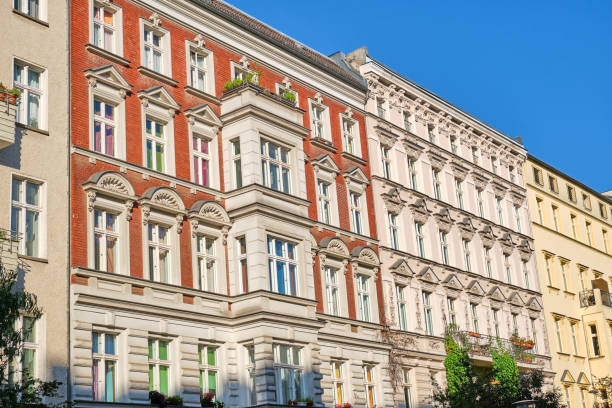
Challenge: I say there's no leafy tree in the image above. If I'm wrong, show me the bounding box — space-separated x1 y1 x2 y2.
0 261 71 407
491 347 520 407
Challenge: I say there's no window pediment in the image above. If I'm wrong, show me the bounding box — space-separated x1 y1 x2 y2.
507 291 525 307
427 150 447 171
138 86 180 115
576 372 590 386
479 225 497 248
382 188 406 215
83 171 137 219
487 286 506 302
517 239 533 261
402 136 425 160
510 190 526 206
418 266 440 284
140 186 186 232
500 233 515 255
450 161 469 181
188 200 230 241
312 154 340 177
443 274 464 291
467 280 485 297
526 297 542 311
411 198 431 224
457 217 476 241
184 104 222 131
560 370 575 384
434 208 453 233
492 181 508 198
389 259 414 277
472 172 490 191
375 123 399 147
343 166 369 189
84 65 132 95
351 246 379 267
319 237 350 259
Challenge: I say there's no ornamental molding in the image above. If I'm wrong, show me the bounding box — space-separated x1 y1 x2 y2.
376 123 400 148
457 217 476 241
510 189 526 206
410 198 431 224
450 161 469 181
427 150 448 171
389 258 415 278
487 286 506 302
471 172 490 191
479 225 497 248
526 297 542 312
351 245 380 268
343 166 369 188
184 104 222 132
507 291 525 307
84 65 132 96
442 273 464 291
418 266 440 284
467 280 486 297
312 154 340 176
382 188 406 215
492 181 509 198
319 237 350 260
138 86 180 116
434 208 453 233
83 171 137 220
188 200 231 239
139 187 187 233
517 239 533 261
402 135 426 160
499 233 515 255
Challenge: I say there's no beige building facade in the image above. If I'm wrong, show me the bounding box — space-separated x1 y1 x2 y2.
526 155 612 408
0 0 70 401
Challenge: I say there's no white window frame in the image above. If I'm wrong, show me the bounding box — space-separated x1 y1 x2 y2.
331 361 345 405
11 175 46 258
317 180 334 225
341 114 361 157
407 157 418 191
273 344 304 404
403 111 412 132
439 231 449 265
522 261 530 289
190 132 213 188
376 97 387 119
505 255 512 284
423 291 434 335
230 61 258 82
389 212 400 250
276 82 299 107
432 169 442 200
260 138 292 194
462 239 472 272
493 309 501 338
13 315 42 383
415 221 425 258
92 331 118 402
403 368 414 408
447 297 457 327
142 211 180 285
455 177 464 209
90 0 123 56
476 188 485 218
397 285 408 330
148 338 171 395
308 99 331 141
13 0 47 21
237 236 248 294
381 144 391 179
496 197 505 226
349 190 365 235
140 19 171 76
363 365 376 408
231 139 242 189
198 344 219 397
356 274 372 322
325 266 341 316
514 205 522 233
185 40 215 95
141 100 176 176
485 247 493 278
93 208 120 273
470 303 479 333
194 234 217 292
147 222 172 284
13 58 47 130
246 345 256 405
267 236 299 296
427 125 436 143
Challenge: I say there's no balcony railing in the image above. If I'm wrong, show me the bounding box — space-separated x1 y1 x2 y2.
0 90 18 150
456 330 537 363
0 228 21 271
580 289 612 308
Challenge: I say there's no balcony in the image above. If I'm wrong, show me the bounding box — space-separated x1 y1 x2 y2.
0 228 20 271
580 289 612 308
0 90 18 150
457 331 541 366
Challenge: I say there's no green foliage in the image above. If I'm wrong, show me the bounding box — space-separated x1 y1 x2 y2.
165 395 183 406
438 333 478 408
0 263 71 407
491 347 520 406
0 82 21 97
281 90 296 103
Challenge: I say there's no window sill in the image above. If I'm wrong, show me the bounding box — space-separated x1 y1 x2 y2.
137 66 179 87
16 122 49 136
184 85 220 104
546 285 560 291
557 351 570 357
341 151 367 166
84 44 130 66
310 136 337 153
18 254 48 264
589 355 604 360
563 290 576 296
12 9 49 27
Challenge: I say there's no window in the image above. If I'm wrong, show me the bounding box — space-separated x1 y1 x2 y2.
11 177 43 257
476 189 485 218
325 267 340 316
267 237 298 296
423 292 434 335
147 223 171 283
514 206 522 233
407 158 418 191
582 194 591 210
560 261 569 291
195 235 216 292
450 136 458 154
389 212 399 250
580 389 587 408
261 139 291 194
403 111 412 132
148 339 170 395
504 255 512 284
92 332 117 402
397 285 408 330
603 230 609 253
470 303 479 333
536 198 544 224
277 83 298 107
567 185 576 202
363 365 376 408
145 118 167 172
403 368 413 408
490 156 498 175
589 325 600 356
544 255 553 286
447 297 456 326
533 167 544 185
14 316 38 382
512 313 519 335
237 237 248 294
191 135 211 187
232 63 257 82
310 101 329 140
432 169 442 200
493 310 500 338
427 125 436 143
600 203 608 219
92 2 118 53
549 175 559 193
485 248 493 278
231 139 242 189
199 345 218 397
187 46 214 94
496 197 504 226
246 346 256 405
349 191 363 235
522 261 530 289
381 145 391 179
93 209 118 273
570 322 579 355
462 240 472 272
93 99 117 156
455 178 464 209
439 231 449 265
570 215 578 239
14 0 43 19
415 222 425 258
585 222 592 246
376 97 386 119
273 344 303 404
565 387 572 408
554 318 564 352
356 274 371 322
509 166 516 184
317 181 332 224
552 205 559 231
530 318 538 353
332 361 344 405
342 116 359 156
143 26 167 74
13 60 45 129
471 147 479 164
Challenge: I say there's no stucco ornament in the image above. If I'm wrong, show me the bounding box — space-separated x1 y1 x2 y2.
410 198 430 224
457 217 476 241
382 188 406 215
149 12 162 26
427 150 447 171
434 208 453 233
194 33 205 48
479 225 496 248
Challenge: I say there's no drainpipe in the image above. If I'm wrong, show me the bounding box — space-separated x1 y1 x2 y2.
65 0 72 403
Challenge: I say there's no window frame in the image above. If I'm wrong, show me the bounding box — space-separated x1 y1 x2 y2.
381 144 392 179
13 58 47 130
308 98 331 141
148 338 171 395
396 284 408 330
92 331 118 402
260 138 292 194
14 0 47 21
11 175 46 258
331 361 345 405
185 40 215 95
90 0 123 56
363 364 376 408
422 291 434 335
341 114 361 157
267 236 299 296
356 273 372 322
388 212 400 250
415 221 425 258
273 344 304 404
407 157 418 191
276 82 299 108
439 231 449 265
198 344 219 397
140 19 171 76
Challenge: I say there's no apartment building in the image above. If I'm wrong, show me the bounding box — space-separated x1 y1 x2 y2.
68 0 392 406
526 155 612 408
347 47 553 407
0 0 70 401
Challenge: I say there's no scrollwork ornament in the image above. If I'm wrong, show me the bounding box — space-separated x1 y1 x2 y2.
125 200 134 221
87 191 97 212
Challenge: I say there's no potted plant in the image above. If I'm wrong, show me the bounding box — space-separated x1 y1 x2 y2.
215 401 224 408
0 82 20 105
304 397 314 407
201 392 215 407
342 403 353 408
281 91 296 104
150 391 166 405
166 396 183 407
524 339 534 349
468 331 481 338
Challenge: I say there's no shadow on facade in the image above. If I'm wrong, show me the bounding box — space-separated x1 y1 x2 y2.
0 126 25 169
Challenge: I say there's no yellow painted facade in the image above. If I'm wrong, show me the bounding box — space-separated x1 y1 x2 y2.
525 156 612 408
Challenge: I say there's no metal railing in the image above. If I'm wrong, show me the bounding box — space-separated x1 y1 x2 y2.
455 330 536 363
0 227 21 271
579 289 612 308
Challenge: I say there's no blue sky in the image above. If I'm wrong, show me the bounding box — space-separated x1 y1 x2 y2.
227 0 612 193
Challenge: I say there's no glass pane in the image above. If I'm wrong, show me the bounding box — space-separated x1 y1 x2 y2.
282 168 290 193
146 140 153 168
275 239 283 257
103 10 113 24
14 63 24 83
158 341 168 360
159 365 169 394
292 347 300 365
268 144 278 160
208 371 217 394
22 349 35 377
94 100 102 117
159 250 168 283
155 123 162 138
25 210 39 257
206 238 214 255
197 71 205 90
201 159 209 187
105 334 115 355
155 143 164 172
148 339 154 359
94 121 102 152
104 103 113 120
148 364 154 391
287 243 295 260
153 51 161 72
279 345 290 364
106 213 116 231
94 233 101 270
276 261 286 294
104 29 113 51
152 33 160 47
105 361 115 402
93 332 100 354
158 226 167 244
207 347 216 366
23 316 36 343
28 93 39 128
28 69 40 89
269 163 279 190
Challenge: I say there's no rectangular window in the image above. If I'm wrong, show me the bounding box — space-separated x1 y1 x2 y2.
544 255 553 286
310 103 327 140
423 292 434 335
600 203 608 219
462 239 471 272
509 166 516 184
485 247 493 278
92 332 117 402
246 346 256 405
13 60 44 129
560 261 569 291
403 369 414 408
455 178 464 209
148 339 170 395
94 209 118 273
415 222 425 258
342 117 359 156
192 135 210 187
14 0 40 19
450 136 458 154
363 365 376 408
476 189 485 218
552 205 559 231
199 345 218 397
376 98 386 118
533 167 543 185
585 222 592 246
603 230 609 254
381 145 391 179
471 147 479 164
490 156 498 175
470 303 479 333
403 112 412 132
145 118 166 172
590 325 600 356
496 197 504 226
231 139 242 189
407 158 418 191
447 297 456 326
356 274 371 322
567 185 576 202
332 361 344 405
273 344 303 404
349 192 363 235
565 387 572 408
318 181 332 224
143 28 164 73
580 389 587 408
325 267 340 316
389 212 399 250
93 3 116 52
439 231 449 265
570 322 579 355
261 139 291 194
427 125 436 143
189 50 209 92
536 198 544 225
11 177 43 257
549 175 558 193
195 235 216 292
522 261 530 289
555 318 564 352
147 223 170 283
267 237 298 296
93 98 116 156
514 206 522 233
432 169 442 200
493 310 500 338
397 285 408 330
512 313 519 335
505 255 512 284
570 215 578 239
583 194 591 210
237 237 248 294
17 316 37 381
530 318 538 353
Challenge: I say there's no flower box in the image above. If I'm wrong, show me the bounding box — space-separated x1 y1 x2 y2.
468 331 481 338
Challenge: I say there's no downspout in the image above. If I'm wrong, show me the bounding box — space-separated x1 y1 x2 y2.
65 0 72 402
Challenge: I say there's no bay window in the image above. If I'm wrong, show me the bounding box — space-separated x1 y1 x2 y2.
11 177 43 257
93 209 118 273
13 60 45 129
261 139 291 194
267 237 298 296
195 235 216 292
325 267 340 316
148 339 170 395
92 332 117 402
356 274 371 322
273 344 303 404
148 223 171 283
